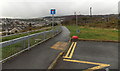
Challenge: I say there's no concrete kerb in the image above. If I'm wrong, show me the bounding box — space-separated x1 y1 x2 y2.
47 38 71 70
1 31 62 63
78 38 119 43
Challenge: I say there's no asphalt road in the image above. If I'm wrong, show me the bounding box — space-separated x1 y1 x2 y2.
2 26 70 69
54 41 119 70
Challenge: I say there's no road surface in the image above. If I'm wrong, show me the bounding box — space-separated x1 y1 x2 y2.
54 41 119 70
2 26 70 69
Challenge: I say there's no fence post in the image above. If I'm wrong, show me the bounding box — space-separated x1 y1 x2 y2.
53 30 55 36
23 40 26 48
28 35 30 49
44 32 46 40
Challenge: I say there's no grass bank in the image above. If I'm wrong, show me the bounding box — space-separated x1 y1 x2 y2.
66 25 119 41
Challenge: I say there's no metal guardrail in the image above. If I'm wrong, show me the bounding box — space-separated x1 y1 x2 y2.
0 26 62 62
2 27 51 38
1 30 51 47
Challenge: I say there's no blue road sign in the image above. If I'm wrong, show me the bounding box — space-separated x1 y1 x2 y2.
50 9 56 14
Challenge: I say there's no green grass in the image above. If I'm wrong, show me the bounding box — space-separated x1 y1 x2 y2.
1 32 53 60
66 25 119 41
1 26 60 60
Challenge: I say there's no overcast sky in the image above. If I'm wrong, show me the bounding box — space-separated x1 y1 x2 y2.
0 0 119 18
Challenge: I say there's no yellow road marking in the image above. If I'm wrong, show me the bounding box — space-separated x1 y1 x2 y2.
63 59 108 65
62 41 110 71
69 42 77 58
63 59 110 71
83 66 103 71
83 64 110 71
63 42 75 58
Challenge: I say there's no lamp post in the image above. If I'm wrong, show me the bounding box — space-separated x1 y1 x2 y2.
74 11 80 33
90 7 92 17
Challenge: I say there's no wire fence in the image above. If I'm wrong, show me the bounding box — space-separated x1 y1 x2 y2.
0 26 62 62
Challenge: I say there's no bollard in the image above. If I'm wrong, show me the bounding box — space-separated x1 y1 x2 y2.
71 36 79 42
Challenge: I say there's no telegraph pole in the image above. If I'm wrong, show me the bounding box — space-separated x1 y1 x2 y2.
74 12 77 26
90 7 92 17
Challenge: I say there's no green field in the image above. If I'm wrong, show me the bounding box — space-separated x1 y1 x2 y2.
66 25 119 41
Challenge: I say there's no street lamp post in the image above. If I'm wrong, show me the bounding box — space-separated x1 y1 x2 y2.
90 7 92 17
74 11 80 33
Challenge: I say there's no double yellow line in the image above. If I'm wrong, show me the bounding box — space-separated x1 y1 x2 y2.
63 59 110 71
62 41 110 71
63 42 77 59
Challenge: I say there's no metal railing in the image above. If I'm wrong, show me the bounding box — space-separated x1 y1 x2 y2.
0 26 62 62
2 27 51 38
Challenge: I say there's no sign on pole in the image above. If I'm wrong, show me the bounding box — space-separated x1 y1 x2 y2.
50 9 56 15
50 9 56 29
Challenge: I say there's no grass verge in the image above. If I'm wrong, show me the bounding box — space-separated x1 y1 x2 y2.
66 25 119 41
1 26 60 60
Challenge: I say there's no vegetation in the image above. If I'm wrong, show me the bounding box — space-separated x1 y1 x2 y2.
2 32 53 59
62 15 118 29
1 26 60 60
1 27 52 42
66 25 119 41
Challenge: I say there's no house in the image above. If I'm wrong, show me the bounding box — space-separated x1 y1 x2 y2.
9 27 22 34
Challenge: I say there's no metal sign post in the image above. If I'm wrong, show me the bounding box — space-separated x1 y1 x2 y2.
50 9 56 30
52 14 54 29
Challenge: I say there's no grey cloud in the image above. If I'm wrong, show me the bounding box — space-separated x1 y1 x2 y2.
1 0 119 18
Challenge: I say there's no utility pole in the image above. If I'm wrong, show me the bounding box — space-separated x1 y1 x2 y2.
74 12 77 26
90 7 92 17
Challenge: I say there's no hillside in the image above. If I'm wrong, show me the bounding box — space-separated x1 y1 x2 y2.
60 14 118 29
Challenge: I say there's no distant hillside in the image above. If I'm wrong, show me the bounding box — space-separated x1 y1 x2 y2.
59 14 118 29
44 14 118 20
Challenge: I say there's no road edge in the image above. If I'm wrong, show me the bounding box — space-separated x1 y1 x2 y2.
1 30 62 63
47 39 71 70
78 38 119 43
